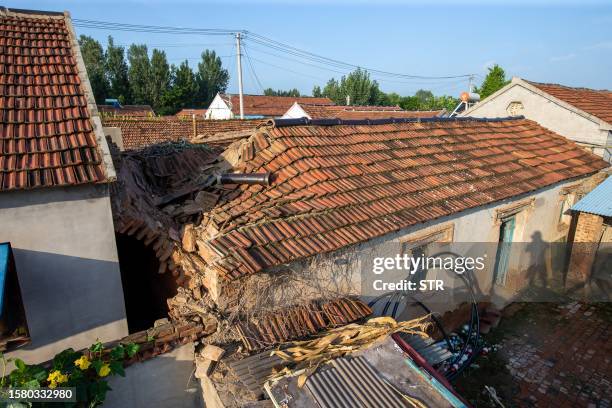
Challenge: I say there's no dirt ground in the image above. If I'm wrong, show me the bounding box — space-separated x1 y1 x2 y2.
453 301 612 408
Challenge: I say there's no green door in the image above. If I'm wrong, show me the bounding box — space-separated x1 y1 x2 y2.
494 217 515 286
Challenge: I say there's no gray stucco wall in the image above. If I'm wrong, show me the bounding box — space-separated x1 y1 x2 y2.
1 184 128 364
103 343 202 408
464 83 611 162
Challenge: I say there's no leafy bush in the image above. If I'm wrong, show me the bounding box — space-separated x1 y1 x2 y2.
1 341 139 407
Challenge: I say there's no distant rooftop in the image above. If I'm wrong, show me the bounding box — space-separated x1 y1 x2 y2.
525 80 612 126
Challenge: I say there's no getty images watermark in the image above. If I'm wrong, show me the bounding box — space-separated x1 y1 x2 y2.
370 253 487 292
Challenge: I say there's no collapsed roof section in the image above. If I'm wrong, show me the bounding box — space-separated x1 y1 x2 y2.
102 117 263 150
187 117 607 284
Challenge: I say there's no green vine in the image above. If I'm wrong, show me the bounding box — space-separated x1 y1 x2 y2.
0 341 139 407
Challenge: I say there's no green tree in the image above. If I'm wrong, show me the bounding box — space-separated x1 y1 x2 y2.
263 88 301 97
312 85 323 98
78 35 108 103
196 50 229 106
322 78 342 104
319 68 383 105
150 49 171 111
104 36 131 104
159 61 199 115
127 44 151 105
414 89 434 109
475 64 510 99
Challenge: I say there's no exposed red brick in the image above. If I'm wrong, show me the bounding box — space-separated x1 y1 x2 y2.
97 104 154 118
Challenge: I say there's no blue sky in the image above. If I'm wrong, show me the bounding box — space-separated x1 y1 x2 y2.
9 0 612 97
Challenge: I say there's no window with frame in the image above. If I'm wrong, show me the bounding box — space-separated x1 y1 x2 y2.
400 224 454 287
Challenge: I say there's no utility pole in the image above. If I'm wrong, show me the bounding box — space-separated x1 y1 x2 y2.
235 32 245 119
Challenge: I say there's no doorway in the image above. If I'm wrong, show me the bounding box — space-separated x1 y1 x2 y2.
115 233 178 333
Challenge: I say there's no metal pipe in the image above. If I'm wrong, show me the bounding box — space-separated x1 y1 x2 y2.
218 172 270 185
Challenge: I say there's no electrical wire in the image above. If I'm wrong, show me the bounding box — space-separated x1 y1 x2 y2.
242 43 265 93
72 18 476 81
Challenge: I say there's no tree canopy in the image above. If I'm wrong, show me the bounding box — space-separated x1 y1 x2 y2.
312 69 459 112
197 50 230 106
78 36 229 114
78 36 108 103
475 64 510 99
264 88 301 97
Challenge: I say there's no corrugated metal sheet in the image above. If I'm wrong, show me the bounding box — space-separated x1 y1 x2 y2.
305 356 409 408
571 176 612 217
398 332 453 366
229 351 287 396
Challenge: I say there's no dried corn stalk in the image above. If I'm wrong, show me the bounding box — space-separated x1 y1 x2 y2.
268 315 432 387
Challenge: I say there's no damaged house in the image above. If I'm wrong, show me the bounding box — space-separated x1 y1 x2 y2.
112 116 609 329
0 9 127 362
110 115 608 406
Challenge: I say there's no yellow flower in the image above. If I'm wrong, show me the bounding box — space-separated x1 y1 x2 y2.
74 355 91 370
98 364 111 377
47 370 68 388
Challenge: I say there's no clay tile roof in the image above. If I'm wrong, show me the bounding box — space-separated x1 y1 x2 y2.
102 117 264 150
297 104 445 120
97 104 154 118
222 94 334 117
526 80 612 125
200 117 608 280
0 9 111 191
175 108 207 118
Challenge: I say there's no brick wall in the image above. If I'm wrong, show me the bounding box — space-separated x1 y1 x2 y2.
566 212 604 288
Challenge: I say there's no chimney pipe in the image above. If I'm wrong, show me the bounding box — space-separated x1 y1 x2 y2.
218 172 271 186
346 95 351 106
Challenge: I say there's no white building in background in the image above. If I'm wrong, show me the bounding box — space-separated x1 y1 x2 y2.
462 77 612 162
204 93 334 119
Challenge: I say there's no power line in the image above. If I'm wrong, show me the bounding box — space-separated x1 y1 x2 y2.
242 43 265 93
72 18 475 81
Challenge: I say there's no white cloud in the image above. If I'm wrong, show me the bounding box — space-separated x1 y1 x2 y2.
584 41 612 50
549 53 576 62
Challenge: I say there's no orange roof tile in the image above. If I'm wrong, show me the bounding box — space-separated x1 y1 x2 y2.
176 108 207 118
527 81 612 125
97 104 154 118
0 9 109 191
102 117 263 150
198 117 608 280
222 94 334 117
298 104 445 120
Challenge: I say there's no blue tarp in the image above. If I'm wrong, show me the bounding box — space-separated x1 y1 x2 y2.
0 243 9 318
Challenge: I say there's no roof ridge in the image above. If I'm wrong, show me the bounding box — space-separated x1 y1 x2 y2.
1 7 66 18
268 115 525 128
525 79 612 93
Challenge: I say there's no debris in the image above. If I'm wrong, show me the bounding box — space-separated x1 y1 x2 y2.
201 345 226 361
269 315 432 386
